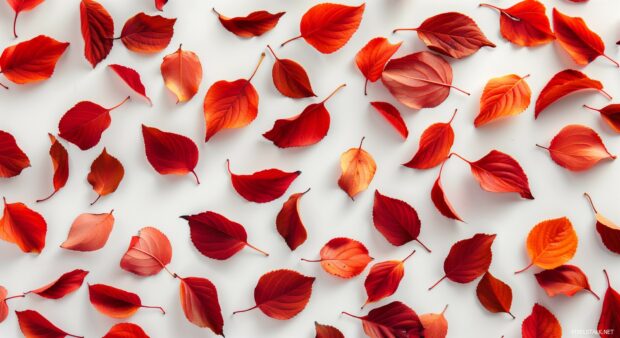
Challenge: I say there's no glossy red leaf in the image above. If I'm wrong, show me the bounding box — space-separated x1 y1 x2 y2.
6 0 44 38
87 148 124 205
522 303 562 338
58 96 130 150
27 269 88 300
213 8 284 38
0 35 69 85
141 125 199 184
281 3 365 54
226 159 301 203
16 310 82 338
108 65 151 105
276 189 310 251
233 269 315 320
315 322 344 338
479 1 555 47
179 277 224 335
420 305 449 338
537 124 615 171
263 84 345 148
599 270 620 337
404 109 456 169
161 45 203 103
88 283 164 318
120 13 175 54
0 130 30 178
535 265 599 299
583 104 620 133
154 0 166 11
363 250 415 307
584 193 620 255
103 323 149 338
429 233 496 290
302 237 372 279
370 102 408 139
342 301 424 338
431 160 464 222
80 0 114 67
266 45 315 98
372 190 430 251
356 37 402 95
37 134 68 202
120 227 172 277
476 272 515 318
60 210 114 252
0 198 46 253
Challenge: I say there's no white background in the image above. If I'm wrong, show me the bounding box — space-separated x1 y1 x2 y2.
1 0 619 337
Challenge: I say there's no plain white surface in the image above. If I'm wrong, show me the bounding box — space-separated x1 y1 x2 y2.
1 0 619 337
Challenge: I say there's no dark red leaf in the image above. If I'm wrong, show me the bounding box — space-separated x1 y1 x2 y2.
179 277 224 335
213 9 284 38
80 0 114 67
16 310 82 338
342 301 424 338
476 272 515 318
535 265 599 299
37 134 68 202
0 130 30 178
266 45 315 98
276 189 310 251
120 13 176 54
226 159 301 203
431 161 463 222
141 125 200 184
88 283 164 318
372 190 430 251
599 270 620 337
522 303 562 338
315 322 344 338
28 269 88 299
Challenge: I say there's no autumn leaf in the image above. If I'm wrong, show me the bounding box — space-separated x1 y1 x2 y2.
356 37 402 95
338 137 376 200
475 74 531 127
479 1 555 47
404 109 456 169
88 283 164 318
315 322 344 338
535 265 599 299
141 125 200 184
16 310 83 338
431 160 463 222
120 227 173 277
420 305 449 338
154 0 166 11
598 270 620 337
522 304 562 338
0 286 9 323
516 217 577 273
363 250 415 307
103 323 149 338
179 276 224 335
60 210 114 252
0 130 30 178
372 190 430 251
302 237 372 278
276 189 310 251
87 148 124 205
80 0 114 67
0 197 46 253
369 102 408 139
161 45 202 103
6 0 44 38
584 193 620 255
108 65 151 105
583 104 620 133
213 8 284 38
36 134 68 202
120 13 176 54
226 159 301 203
0 35 69 85
476 272 515 318
342 301 424 338
266 45 315 98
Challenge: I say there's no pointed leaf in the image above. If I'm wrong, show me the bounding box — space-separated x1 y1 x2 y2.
161 45 202 103
338 137 376 200
370 102 408 139
37 134 68 202
60 210 114 252
480 1 555 47
226 160 301 203
87 148 124 204
0 130 30 178
404 110 456 169
517 217 578 273
343 301 424 338
315 322 344 338
29 269 88 299
213 9 284 38
120 13 175 53
584 193 620 255
266 45 315 98
419 306 449 338
120 227 172 277
0 35 69 84
108 65 151 104
80 0 114 67
372 190 429 251
179 277 224 335
363 250 415 307
356 38 402 94
535 265 599 299
598 270 620 337
276 189 310 251
0 198 46 253
431 164 463 222
476 272 514 318
522 304 562 338
583 104 620 133
475 74 531 127
141 125 199 183
16 310 82 338
88 284 163 319
154 0 166 11
304 237 372 278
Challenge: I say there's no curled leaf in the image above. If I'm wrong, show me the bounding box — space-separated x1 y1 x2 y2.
120 227 173 277
479 1 555 47
431 160 463 221
80 0 114 67
583 104 620 133
60 210 114 252
27 269 88 300
226 159 301 203
369 102 408 139
87 148 124 205
37 134 68 202
535 264 599 299
213 8 284 38
516 217 577 273
338 137 376 200
16 310 82 338
161 45 202 103
108 65 151 105
342 301 424 338
302 237 372 278
88 283 164 318
0 130 30 178
276 189 310 251
404 109 456 169
0 198 46 253
584 193 620 254
120 13 176 53
0 35 69 85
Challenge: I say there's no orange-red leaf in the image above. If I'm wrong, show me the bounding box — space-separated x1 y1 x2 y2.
108 65 151 105
516 217 578 273
476 272 515 318
141 125 199 184
276 189 310 251
0 35 68 85
584 193 620 255
28 269 88 299
369 102 408 139
404 109 456 169
266 45 315 98
36 134 68 203
583 104 620 133
338 137 376 200
479 1 555 47
179 277 224 335
363 250 415 307
87 148 124 205
372 190 429 251
522 303 562 338
213 9 284 38
342 301 424 338
0 198 46 253
431 161 463 222
16 310 82 338
120 227 172 277
6 0 44 38
303 237 372 278
103 323 149 338
356 38 402 95
161 45 202 103
88 283 164 318
0 286 8 323
226 159 301 203
80 0 114 67
0 130 30 178
120 13 175 53
154 0 166 11
419 306 449 338
599 270 620 337
60 210 114 252
475 74 531 127
315 322 344 338
535 265 599 299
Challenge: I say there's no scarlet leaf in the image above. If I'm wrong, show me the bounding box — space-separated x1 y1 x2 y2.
16 310 82 338
404 109 456 169
0 198 46 253
369 102 408 139
535 265 599 299
87 148 124 205
263 84 345 148
35 134 68 203
154 0 166 11
372 190 430 251
120 13 175 53
0 130 30 178
356 38 402 95
60 210 114 252
363 250 415 307
141 125 200 184
234 269 315 320
266 45 315 98
479 1 555 47
80 0 114 67
0 286 8 323
522 304 562 338
342 301 424 338
103 323 149 338
226 159 301 203
27 269 88 299
213 9 284 38
0 35 69 85
338 137 376 200
179 277 224 335
6 0 44 38
537 124 615 172
315 322 344 338
281 3 365 54
203 53 264 141
583 104 620 133
58 96 130 150
120 227 172 277
431 161 463 222
419 305 449 338
394 12 495 58
475 74 531 127
552 8 618 67
302 237 372 278
535 69 610 118
516 217 578 273
584 193 620 255
599 270 620 337
382 51 470 110
429 233 496 290
276 189 310 251
161 45 203 103
476 272 515 318
108 65 151 105
88 283 164 318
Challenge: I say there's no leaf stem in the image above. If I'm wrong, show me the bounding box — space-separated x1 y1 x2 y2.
36 190 58 203
280 35 302 48
514 262 533 274
266 45 279 60
245 242 269 256
447 109 458 124
583 192 598 214
90 195 102 206
583 104 601 112
247 53 266 82
587 288 600 300
441 304 449 315
191 170 200 185
402 249 416 263
300 258 322 263
141 304 166 314
358 136 366 150
416 239 432 253
12 12 18 38
108 96 131 111
341 311 363 320
3 294 26 302
212 7 222 17
428 275 447 290
233 305 258 315
364 79 369 96
0 82 8 90
322 83 347 104
599 89 613 100
601 54 620 68
535 144 549 151
603 269 611 288
506 311 516 320
448 152 471 164
392 27 418 33
301 187 311 195
225 159 232 175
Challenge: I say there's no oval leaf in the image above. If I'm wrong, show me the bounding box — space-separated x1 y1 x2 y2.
0 198 46 253
120 13 176 53
420 306 449 338
266 45 315 98
141 125 200 184
372 190 429 251
0 35 69 85
338 137 376 200
80 0 114 67
179 276 224 336
60 210 114 252
88 283 163 318
161 45 202 103
87 148 124 205
475 74 531 127
303 237 372 278
120 227 172 277
363 250 415 307
226 160 301 203
213 9 284 38
516 217 578 273
522 303 562 338
475 272 515 318
342 301 424 338
0 130 30 178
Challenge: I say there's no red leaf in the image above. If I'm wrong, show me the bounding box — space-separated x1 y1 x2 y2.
108 65 151 105
420 305 449 338
0 130 30 178
120 13 175 54
154 0 166 11
429 233 496 290
522 303 562 338
120 227 172 277
382 52 470 110
479 1 555 47
161 45 203 103
37 134 68 202
0 198 46 253
87 148 125 205
233 269 315 320
369 102 408 139
475 272 515 318
80 0 114 67
16 310 82 338
266 45 315 98
536 124 615 171
181 211 268 260
599 270 620 337
276 189 310 251
302 237 372 278
315 322 344 338
552 8 618 67
88 283 164 318
6 0 44 38
356 37 402 95
179 277 224 335
394 12 495 58
281 3 365 54
451 150 534 199
342 301 424 338
431 161 463 222
141 125 200 184
583 104 620 133
28 269 88 299
474 74 531 127
60 210 114 252
263 84 345 148
58 96 130 150
0 35 69 85
363 250 415 307
103 323 149 338
535 69 610 118
226 159 301 203
372 190 430 251
535 265 599 299
213 9 284 38
584 193 620 255
0 286 8 323
404 109 456 169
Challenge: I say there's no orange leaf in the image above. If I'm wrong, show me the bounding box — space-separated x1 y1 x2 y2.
179 276 224 335
87 148 124 205
516 217 578 273
0 35 69 85
120 227 172 277
160 45 203 103
0 130 30 178
476 272 515 318
522 303 562 338
0 197 46 253
0 286 8 323
420 305 449 338
404 109 456 169
338 137 376 200
141 125 200 183
213 8 284 38
475 74 531 127
302 237 372 278
363 250 415 307
355 37 402 95
37 134 68 202
479 1 555 47
60 210 114 252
